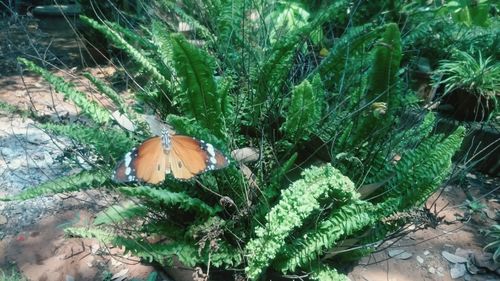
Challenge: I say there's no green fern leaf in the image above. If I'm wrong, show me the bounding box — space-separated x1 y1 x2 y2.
168 33 225 138
93 202 148 225
17 58 111 124
277 200 373 272
1 170 107 201
119 186 220 216
310 265 350 281
65 226 200 266
80 16 170 89
367 23 402 110
40 123 133 159
245 164 356 279
281 79 323 141
318 23 380 91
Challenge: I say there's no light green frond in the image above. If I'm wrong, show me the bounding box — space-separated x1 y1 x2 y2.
18 58 111 124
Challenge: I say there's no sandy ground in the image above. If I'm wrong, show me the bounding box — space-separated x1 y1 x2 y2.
0 14 499 281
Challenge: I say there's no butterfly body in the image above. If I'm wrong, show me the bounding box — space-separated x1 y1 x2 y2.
113 130 229 184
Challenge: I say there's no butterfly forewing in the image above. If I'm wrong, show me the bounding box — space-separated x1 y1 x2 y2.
169 135 228 180
113 136 170 184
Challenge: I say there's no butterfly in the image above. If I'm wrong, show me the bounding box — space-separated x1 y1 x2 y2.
112 130 229 184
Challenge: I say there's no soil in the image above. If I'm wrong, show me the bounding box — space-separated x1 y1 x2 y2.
0 14 499 281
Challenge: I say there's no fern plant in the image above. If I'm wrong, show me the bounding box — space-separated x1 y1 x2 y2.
4 1 472 280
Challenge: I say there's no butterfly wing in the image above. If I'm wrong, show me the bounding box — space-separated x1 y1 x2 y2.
169 135 229 180
113 136 170 184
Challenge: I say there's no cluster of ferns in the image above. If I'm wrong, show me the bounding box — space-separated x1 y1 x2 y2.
3 1 467 280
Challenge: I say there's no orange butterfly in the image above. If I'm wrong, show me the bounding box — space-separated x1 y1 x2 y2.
112 130 229 184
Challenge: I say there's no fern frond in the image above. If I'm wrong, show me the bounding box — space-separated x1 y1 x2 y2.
366 23 402 111
214 0 245 49
106 21 156 50
310 265 350 281
207 240 243 267
245 164 356 279
318 23 379 91
80 16 170 90
119 186 220 216
0 101 30 117
168 33 225 138
82 73 126 114
265 153 298 201
93 202 149 225
166 114 229 154
281 79 323 141
349 23 403 147
277 200 372 272
1 170 107 201
252 0 350 122
156 0 215 42
65 226 200 266
380 126 465 208
367 112 437 183
39 123 133 159
218 75 236 125
114 236 199 266
18 58 111 124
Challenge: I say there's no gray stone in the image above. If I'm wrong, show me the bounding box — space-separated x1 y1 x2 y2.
442 251 468 263
416 255 424 264
450 263 466 279
388 249 412 260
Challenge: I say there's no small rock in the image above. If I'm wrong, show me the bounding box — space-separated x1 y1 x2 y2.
111 258 122 267
417 256 424 264
466 260 479 274
442 251 468 263
91 244 99 254
429 266 436 274
111 110 135 132
443 244 455 251
473 252 500 271
465 173 477 179
231 147 259 163
388 249 412 260
450 263 466 279
485 208 497 220
358 256 370 265
0 214 7 225
1 147 15 157
455 248 475 258
111 268 128 281
424 250 430 256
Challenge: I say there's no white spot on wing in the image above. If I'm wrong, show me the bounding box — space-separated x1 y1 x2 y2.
210 156 217 164
124 152 132 167
206 144 215 156
125 167 131 175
